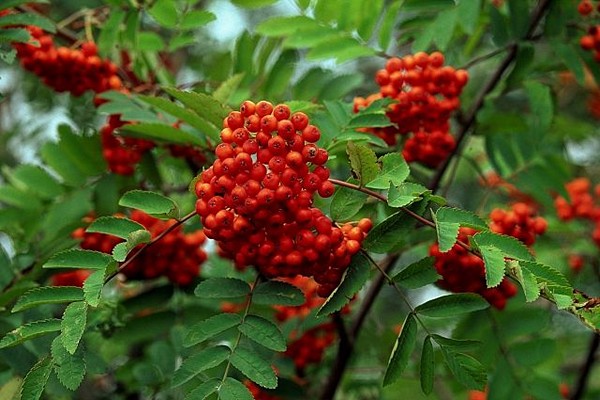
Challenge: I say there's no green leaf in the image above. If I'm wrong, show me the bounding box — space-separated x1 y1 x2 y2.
435 207 488 230
511 338 555 367
86 216 145 239
83 269 105 307
366 153 410 189
307 35 375 63
111 229 152 262
330 181 368 221
218 377 253 400
507 0 529 39
12 287 83 313
119 190 179 219
61 301 87 354
430 335 481 351
457 0 481 34
230 348 277 389
180 10 216 29
383 313 418 386
253 281 305 306
435 220 460 253
512 262 540 302
213 73 244 104
172 346 231 388
317 251 371 316
415 294 489 318
51 336 85 391
392 257 440 289
471 231 534 261
0 28 30 44
379 1 402 50
347 142 378 186
163 87 228 129
265 50 298 99
184 378 220 400
19 356 52 400
43 249 113 270
479 245 506 288
137 95 215 135
184 313 243 347
238 315 286 352
524 81 553 134
552 42 585 85
138 31 165 51
231 0 277 8
518 261 570 288
120 123 203 146
431 7 458 51
363 210 413 253
388 182 427 208
420 336 434 395
255 16 321 36
5 164 63 200
194 278 250 299
98 10 125 56
441 350 487 390
347 113 393 129
0 319 61 349
148 0 178 27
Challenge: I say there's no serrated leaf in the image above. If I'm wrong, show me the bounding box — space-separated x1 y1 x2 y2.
347 142 378 186
238 315 286 351
6 164 63 200
180 10 216 29
518 261 570 287
194 278 250 299
435 221 460 253
330 181 368 221
121 123 203 146
137 95 214 135
392 257 440 289
0 12 53 33
0 319 61 349
0 27 30 44
111 229 152 262
441 350 487 390
86 216 145 239
185 378 220 400
43 249 113 270
51 336 85 391
83 269 105 307
366 153 410 189
383 313 418 386
479 245 506 288
363 210 413 253
218 377 253 400
347 113 393 129
471 231 534 261
253 281 305 306
230 348 277 389
524 81 553 134
148 0 178 27
420 336 434 395
415 294 489 318
430 335 481 351
172 346 231 388
19 356 52 400
512 263 539 302
184 313 243 347
163 87 228 129
436 207 488 230
317 251 370 316
61 301 87 354
388 182 427 208
119 190 179 219
307 36 375 62
12 287 83 313
213 73 244 104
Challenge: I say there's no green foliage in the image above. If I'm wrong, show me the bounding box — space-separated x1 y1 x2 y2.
415 294 489 318
184 313 242 347
12 287 83 313
238 315 286 351
194 278 251 299
0 319 62 349
346 142 378 186
392 257 440 289
118 190 179 219
330 180 368 221
172 346 231 388
252 281 305 306
383 313 417 386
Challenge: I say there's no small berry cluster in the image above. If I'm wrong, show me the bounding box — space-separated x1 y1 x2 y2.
354 52 468 168
244 380 281 400
14 27 122 97
57 211 207 286
285 322 336 371
195 100 371 296
577 1 600 62
430 204 547 309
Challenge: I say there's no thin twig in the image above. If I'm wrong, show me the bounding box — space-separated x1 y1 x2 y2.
104 211 197 283
570 333 600 400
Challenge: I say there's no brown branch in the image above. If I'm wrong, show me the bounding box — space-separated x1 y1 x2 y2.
570 333 600 400
427 0 553 193
104 211 197 283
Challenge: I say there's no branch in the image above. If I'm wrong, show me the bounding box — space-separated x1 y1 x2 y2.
427 0 553 193
570 333 600 400
104 211 197 283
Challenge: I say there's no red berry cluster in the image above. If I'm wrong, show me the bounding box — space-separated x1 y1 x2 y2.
195 100 371 297
285 322 337 371
577 1 600 62
489 202 547 246
14 27 122 97
430 204 547 309
100 115 155 175
69 211 207 286
354 52 468 168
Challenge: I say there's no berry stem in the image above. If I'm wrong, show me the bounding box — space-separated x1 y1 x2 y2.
104 210 197 283
427 0 553 193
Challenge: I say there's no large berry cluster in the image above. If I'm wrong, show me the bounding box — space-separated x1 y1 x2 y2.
62 211 207 286
430 203 547 309
354 52 468 168
195 100 371 296
14 27 121 97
